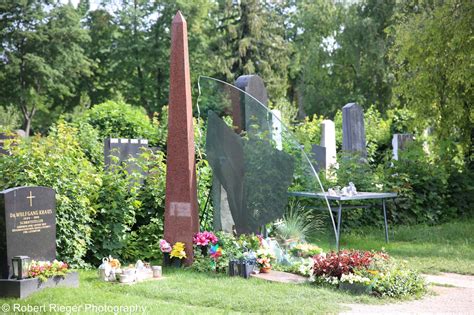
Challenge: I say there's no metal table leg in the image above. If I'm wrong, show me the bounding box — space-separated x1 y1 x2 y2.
382 199 389 243
336 201 342 250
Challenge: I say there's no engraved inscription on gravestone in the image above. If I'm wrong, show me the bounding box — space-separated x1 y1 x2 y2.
0 186 56 279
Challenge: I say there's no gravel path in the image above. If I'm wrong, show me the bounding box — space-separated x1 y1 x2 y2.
341 273 474 314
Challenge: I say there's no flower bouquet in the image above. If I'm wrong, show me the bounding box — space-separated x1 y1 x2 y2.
170 242 187 267
193 231 218 256
159 239 172 266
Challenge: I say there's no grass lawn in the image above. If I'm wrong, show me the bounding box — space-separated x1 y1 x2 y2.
0 220 472 314
0 269 376 314
337 219 474 275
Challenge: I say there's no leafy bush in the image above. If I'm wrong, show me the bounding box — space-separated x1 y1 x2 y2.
122 218 164 263
80 100 158 144
312 250 387 279
382 143 452 224
0 122 101 266
372 264 426 298
88 160 141 264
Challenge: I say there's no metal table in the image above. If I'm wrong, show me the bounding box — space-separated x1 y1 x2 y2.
288 192 397 250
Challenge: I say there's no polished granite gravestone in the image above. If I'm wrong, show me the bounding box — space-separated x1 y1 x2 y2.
0 186 78 298
163 11 199 265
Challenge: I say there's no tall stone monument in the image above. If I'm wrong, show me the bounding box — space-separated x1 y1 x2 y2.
320 119 337 169
342 103 367 157
163 11 199 265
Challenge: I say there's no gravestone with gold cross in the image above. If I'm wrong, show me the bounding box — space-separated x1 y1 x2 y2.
0 186 56 279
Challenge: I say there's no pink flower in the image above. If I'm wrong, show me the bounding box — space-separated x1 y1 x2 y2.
159 239 172 253
193 231 219 246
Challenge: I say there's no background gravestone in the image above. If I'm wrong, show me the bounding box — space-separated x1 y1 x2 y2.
320 120 337 170
271 109 283 151
0 133 15 155
234 75 270 134
0 186 56 279
104 138 149 183
342 103 367 157
392 133 414 160
311 145 327 172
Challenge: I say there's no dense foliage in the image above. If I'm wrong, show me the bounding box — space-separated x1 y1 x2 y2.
0 123 100 267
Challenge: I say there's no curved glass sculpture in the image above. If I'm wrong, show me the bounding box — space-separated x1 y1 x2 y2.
196 76 337 250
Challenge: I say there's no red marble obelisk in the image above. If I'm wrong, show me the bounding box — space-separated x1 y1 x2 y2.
163 11 199 265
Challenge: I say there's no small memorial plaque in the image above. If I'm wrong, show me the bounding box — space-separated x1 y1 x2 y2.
0 186 56 279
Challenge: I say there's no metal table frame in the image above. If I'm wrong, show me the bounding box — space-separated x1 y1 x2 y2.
288 192 397 250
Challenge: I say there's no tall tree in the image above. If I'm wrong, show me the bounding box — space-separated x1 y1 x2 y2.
210 0 291 101
293 0 397 118
0 1 92 134
390 0 473 158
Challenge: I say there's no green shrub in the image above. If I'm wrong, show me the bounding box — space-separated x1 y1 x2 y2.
0 122 101 266
122 217 163 263
81 100 158 143
373 265 426 298
383 143 452 224
88 160 141 264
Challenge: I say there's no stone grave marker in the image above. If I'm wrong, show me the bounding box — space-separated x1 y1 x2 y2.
271 109 283 151
310 145 327 172
342 103 367 157
0 186 56 279
164 11 199 265
104 138 149 183
234 75 269 133
392 133 414 160
320 119 337 169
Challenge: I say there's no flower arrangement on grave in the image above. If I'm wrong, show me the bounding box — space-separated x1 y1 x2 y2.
170 242 186 259
193 231 219 256
309 250 426 297
28 260 70 283
290 243 323 258
256 248 275 273
159 239 172 266
159 239 172 253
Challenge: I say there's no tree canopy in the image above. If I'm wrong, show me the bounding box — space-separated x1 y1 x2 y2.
0 0 471 161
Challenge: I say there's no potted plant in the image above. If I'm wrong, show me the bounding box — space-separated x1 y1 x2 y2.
256 249 275 273
170 242 187 267
28 260 70 283
193 231 218 256
159 239 172 266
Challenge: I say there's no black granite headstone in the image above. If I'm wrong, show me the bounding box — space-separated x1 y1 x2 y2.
0 186 56 279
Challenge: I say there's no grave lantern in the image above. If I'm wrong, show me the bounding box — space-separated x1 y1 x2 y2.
12 256 30 280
